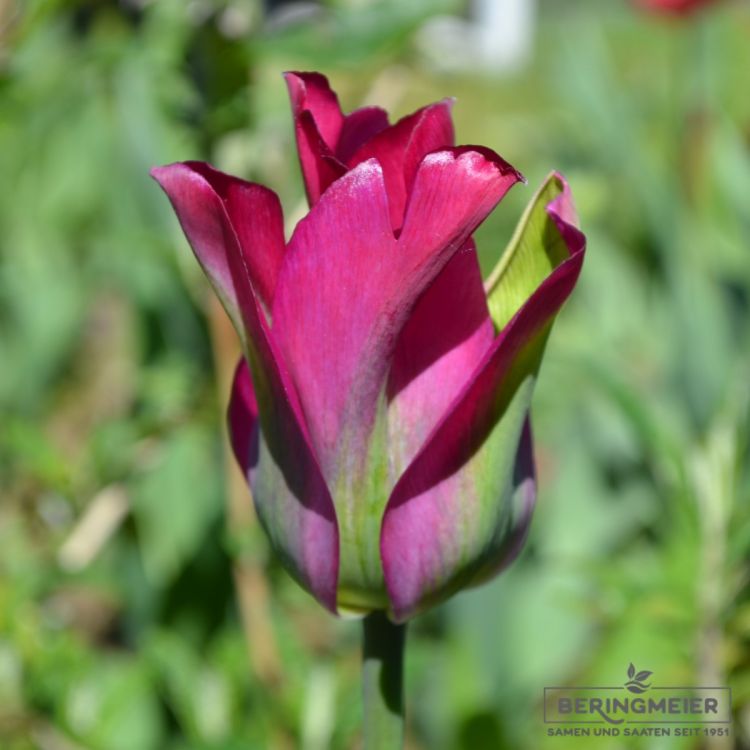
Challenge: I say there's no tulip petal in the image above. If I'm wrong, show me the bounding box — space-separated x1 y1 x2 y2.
284 72 389 204
151 162 286 323
284 72 346 204
398 147 523 270
284 71 344 151
272 149 522 609
336 106 390 163
381 174 585 621
152 163 339 611
489 416 537 576
635 0 719 15
347 100 455 228
484 172 577 331
387 240 494 476
293 110 347 205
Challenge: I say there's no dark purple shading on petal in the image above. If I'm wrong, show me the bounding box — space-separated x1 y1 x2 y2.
228 358 259 478
484 416 537 578
293 110 347 205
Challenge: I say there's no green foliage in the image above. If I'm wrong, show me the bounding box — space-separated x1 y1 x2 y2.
0 1 748 748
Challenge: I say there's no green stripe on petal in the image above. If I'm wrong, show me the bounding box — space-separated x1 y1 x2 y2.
485 172 574 332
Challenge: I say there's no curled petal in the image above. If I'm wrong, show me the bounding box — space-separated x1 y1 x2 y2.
484 171 576 332
151 162 285 319
152 163 339 612
284 71 346 204
284 71 344 151
381 174 585 621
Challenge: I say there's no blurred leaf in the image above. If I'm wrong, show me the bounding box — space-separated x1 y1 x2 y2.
64 656 163 750
131 427 222 586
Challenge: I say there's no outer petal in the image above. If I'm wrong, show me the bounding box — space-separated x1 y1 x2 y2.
151 164 339 612
273 150 522 479
272 150 522 610
381 174 585 621
484 172 576 331
151 162 285 321
272 160 394 485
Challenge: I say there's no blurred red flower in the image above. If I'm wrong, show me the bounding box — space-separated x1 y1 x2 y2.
634 0 721 16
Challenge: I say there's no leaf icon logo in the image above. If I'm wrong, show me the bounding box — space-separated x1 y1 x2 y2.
625 664 652 694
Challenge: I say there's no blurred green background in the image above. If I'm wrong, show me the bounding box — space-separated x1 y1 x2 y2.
1 0 749 748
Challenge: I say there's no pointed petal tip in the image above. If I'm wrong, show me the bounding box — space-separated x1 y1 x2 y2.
548 170 571 198
282 70 316 89
413 147 525 200
283 69 329 82
149 161 211 192
428 96 456 114
442 145 525 185
546 185 584 245
284 70 338 111
149 162 181 186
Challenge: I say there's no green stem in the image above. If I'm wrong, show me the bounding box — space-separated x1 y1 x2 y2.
362 611 407 750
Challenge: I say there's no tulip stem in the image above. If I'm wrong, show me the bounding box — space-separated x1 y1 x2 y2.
362 611 407 749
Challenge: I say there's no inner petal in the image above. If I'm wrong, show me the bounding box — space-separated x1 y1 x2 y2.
387 241 495 480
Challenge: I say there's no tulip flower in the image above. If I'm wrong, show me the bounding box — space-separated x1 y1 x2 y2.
152 72 585 748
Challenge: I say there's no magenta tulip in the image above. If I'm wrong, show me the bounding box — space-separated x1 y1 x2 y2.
151 72 585 624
